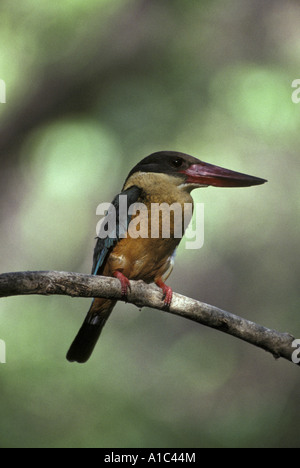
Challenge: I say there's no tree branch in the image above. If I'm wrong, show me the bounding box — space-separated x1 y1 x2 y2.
0 270 297 366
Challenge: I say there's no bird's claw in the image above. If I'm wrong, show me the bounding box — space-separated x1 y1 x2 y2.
113 271 131 300
155 279 173 308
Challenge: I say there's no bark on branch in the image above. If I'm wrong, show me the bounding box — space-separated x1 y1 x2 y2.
0 270 297 366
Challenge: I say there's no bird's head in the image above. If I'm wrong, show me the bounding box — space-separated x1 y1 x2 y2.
123 151 267 194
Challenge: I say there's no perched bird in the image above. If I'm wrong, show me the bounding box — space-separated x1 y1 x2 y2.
67 151 266 363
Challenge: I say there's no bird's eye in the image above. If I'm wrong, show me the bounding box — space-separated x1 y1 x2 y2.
171 158 183 168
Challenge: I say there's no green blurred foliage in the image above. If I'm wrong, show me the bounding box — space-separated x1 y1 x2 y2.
0 0 300 448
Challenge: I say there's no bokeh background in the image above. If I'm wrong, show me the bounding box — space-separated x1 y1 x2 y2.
0 0 299 448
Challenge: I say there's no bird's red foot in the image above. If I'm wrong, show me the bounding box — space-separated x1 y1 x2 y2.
155 279 173 307
113 271 131 300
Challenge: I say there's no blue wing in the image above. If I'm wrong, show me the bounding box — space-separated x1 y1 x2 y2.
92 185 142 275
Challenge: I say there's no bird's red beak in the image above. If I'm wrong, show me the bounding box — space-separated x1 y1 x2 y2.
181 161 267 188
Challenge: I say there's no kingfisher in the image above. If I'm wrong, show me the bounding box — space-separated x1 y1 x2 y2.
67 151 266 363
